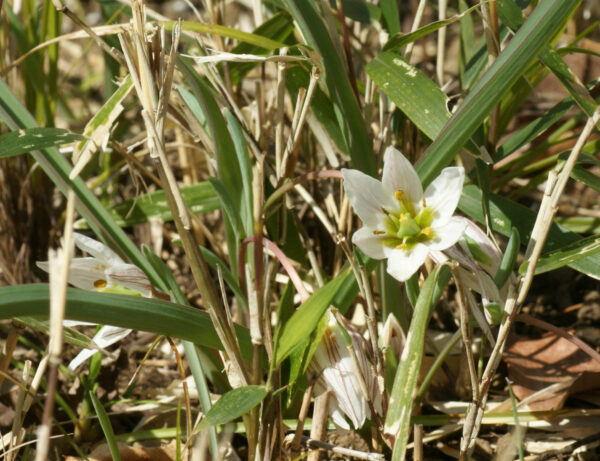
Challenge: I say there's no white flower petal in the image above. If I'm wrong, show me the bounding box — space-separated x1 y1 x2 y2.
66 258 110 291
386 244 430 282
429 217 467 251
424 167 464 224
74 233 124 265
106 263 152 297
352 227 393 260
342 169 396 228
68 326 132 371
381 146 423 205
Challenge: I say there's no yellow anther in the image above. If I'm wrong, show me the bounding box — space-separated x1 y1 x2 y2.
421 227 433 237
421 197 426 208
395 190 405 202
372 230 386 235
395 243 406 250
94 279 107 289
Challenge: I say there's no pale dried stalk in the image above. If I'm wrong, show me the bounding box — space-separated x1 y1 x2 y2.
286 434 386 461
290 383 314 455
121 0 249 389
404 0 428 62
436 0 448 86
451 264 479 404
275 48 288 178
307 390 331 461
0 320 25 390
459 107 600 458
8 361 31 461
35 189 76 461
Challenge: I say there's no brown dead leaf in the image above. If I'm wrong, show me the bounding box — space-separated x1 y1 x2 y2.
504 333 600 411
64 441 176 461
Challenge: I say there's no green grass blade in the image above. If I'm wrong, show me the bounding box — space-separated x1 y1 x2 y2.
415 0 582 186
89 390 122 461
0 79 167 292
383 4 479 52
0 285 253 360
459 185 600 279
196 386 267 431
386 265 451 460
0 128 86 159
282 0 376 175
275 268 350 366
519 235 600 276
77 182 220 228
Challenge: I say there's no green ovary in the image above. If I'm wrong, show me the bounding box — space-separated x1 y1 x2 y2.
378 193 436 250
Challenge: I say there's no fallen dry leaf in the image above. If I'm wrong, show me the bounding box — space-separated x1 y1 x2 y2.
64 441 176 461
504 333 600 411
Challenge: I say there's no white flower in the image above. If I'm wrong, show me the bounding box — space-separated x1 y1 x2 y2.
37 233 154 370
342 146 467 282
309 311 381 430
36 233 153 297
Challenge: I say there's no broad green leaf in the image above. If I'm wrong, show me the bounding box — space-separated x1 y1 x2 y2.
556 216 600 234
383 4 479 51
0 78 167 292
275 268 350 366
282 0 375 175
459 185 600 279
367 52 450 142
342 0 381 24
76 183 220 228
520 235 600 275
196 385 267 431
0 285 253 360
416 0 582 186
386 265 451 460
90 390 122 461
0 128 86 159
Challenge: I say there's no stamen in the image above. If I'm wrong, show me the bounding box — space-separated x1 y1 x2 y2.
395 190 404 201
372 230 386 235
421 227 433 237
421 197 426 208
94 279 107 289
395 243 406 249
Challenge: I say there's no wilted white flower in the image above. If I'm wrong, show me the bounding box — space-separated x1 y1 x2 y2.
37 233 153 370
37 233 153 297
342 146 467 281
310 311 381 430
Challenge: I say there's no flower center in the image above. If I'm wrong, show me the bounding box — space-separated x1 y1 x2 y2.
376 190 436 250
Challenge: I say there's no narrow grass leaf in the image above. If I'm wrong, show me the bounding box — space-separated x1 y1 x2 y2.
0 128 86 159
282 0 375 175
162 21 286 49
460 184 600 279
196 386 267 431
383 4 479 51
520 235 600 276
386 265 451 460
0 285 253 360
494 227 520 289
228 12 295 86
275 268 350 366
0 79 167 292
416 0 582 186
89 390 122 461
78 183 220 228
